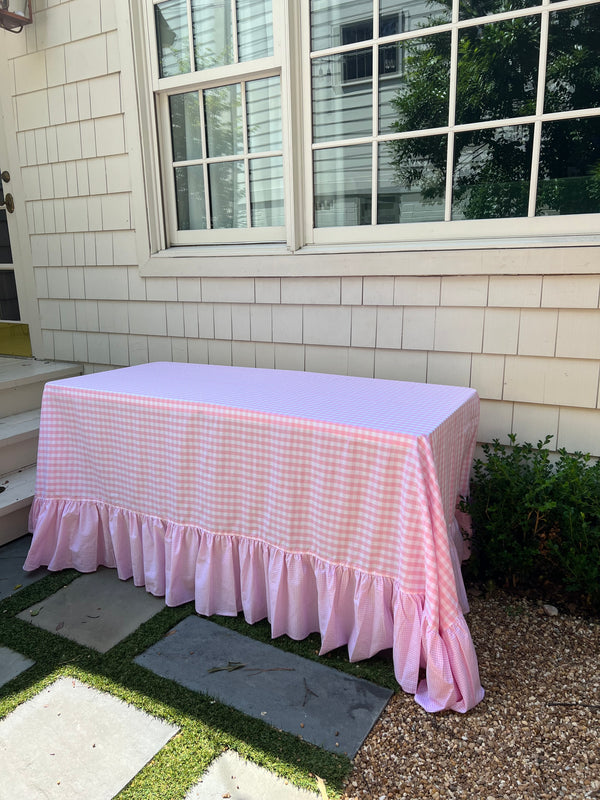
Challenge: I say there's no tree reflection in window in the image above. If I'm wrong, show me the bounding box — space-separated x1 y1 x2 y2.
387 0 600 220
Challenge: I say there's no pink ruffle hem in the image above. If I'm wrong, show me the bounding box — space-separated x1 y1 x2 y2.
26 497 484 713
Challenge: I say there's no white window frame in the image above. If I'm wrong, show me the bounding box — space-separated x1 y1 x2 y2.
125 0 600 278
302 0 600 247
149 0 293 246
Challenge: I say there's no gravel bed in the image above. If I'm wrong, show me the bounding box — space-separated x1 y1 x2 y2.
342 591 600 800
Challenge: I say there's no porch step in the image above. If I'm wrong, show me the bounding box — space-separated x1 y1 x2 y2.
0 409 41 475
0 466 36 547
0 358 82 544
0 357 82 418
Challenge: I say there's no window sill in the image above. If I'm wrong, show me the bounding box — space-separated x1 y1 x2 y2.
139 235 600 279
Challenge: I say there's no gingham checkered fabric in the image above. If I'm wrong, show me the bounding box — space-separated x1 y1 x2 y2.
27 363 483 712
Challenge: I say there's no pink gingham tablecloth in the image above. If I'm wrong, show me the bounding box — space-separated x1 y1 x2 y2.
26 362 483 712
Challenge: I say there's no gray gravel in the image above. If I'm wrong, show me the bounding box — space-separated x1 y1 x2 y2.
342 591 600 799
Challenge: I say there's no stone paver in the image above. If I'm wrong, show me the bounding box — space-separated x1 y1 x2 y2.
0 645 34 689
0 534 49 602
1 541 393 798
135 615 392 757
185 750 321 799
0 677 178 800
17 569 165 652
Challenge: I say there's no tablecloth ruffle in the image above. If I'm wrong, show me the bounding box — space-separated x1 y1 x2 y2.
26 497 483 713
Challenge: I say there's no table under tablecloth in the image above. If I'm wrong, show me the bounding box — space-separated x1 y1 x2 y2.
25 362 484 712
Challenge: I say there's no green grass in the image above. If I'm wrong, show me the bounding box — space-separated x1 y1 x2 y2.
0 570 398 799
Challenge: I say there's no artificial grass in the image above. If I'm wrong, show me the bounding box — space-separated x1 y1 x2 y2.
0 569 398 799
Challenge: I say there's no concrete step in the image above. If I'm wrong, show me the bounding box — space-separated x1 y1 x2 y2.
0 465 36 547
0 357 82 418
0 357 82 545
0 409 41 475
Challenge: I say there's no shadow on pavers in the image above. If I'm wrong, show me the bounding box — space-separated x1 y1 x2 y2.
136 615 392 757
17 568 166 652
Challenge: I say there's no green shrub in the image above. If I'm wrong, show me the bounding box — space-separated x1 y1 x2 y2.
460 434 600 613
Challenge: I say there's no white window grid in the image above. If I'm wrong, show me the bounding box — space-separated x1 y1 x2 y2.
145 0 600 251
303 0 600 246
151 0 287 245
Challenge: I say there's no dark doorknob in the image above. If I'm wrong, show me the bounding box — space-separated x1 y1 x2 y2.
0 193 14 213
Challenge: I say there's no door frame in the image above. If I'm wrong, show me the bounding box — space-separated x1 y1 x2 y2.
0 35 42 358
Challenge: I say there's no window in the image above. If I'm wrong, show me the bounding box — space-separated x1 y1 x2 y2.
146 0 600 251
151 0 285 244
340 14 403 83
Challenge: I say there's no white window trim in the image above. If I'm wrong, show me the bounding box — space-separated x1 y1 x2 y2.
121 0 600 279
303 0 600 246
152 0 292 247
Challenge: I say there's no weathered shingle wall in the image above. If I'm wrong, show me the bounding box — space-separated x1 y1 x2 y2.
4 0 600 455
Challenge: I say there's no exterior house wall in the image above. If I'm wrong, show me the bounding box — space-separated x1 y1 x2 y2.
2 0 600 455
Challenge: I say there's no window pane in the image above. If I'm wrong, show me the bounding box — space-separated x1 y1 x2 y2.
313 145 372 227
204 84 243 158
342 48 373 84
536 118 600 216
380 0 450 31
452 125 533 219
209 161 247 228
191 0 233 70
246 77 282 153
545 6 600 114
237 0 273 61
156 0 191 78
250 157 284 226
170 93 203 162
378 20 402 76
380 31 450 134
459 0 538 21
378 139 446 223
311 0 373 52
379 75 403 135
174 166 207 229
456 17 540 125
312 51 373 143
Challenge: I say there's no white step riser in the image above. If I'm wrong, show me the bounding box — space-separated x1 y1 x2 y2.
0 506 31 547
0 409 41 476
0 464 36 545
0 435 38 476
0 359 82 544
0 382 47 419
0 359 83 420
